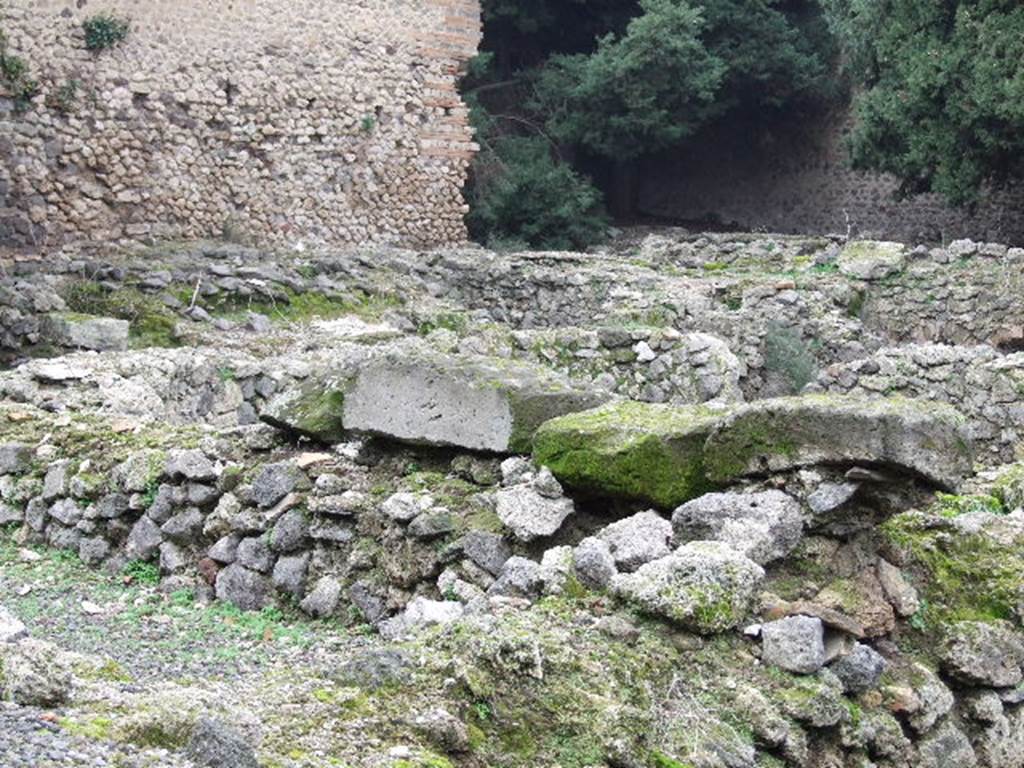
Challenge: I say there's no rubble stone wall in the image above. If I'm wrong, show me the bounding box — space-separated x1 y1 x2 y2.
0 0 481 249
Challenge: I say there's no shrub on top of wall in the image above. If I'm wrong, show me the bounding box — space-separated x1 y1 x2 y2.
82 13 130 52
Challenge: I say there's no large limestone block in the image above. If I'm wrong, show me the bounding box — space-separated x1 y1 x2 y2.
534 395 972 507
345 352 608 452
532 401 725 508
702 395 972 490
837 240 906 280
42 314 130 351
268 352 607 452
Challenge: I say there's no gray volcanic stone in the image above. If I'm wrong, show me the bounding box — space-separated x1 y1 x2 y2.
0 503 21 526
381 491 432 522
269 508 309 552
0 443 31 475
95 492 130 519
236 536 274 573
830 642 886 694
125 515 164 560
208 534 242 564
112 450 165 493
907 663 955 733
916 721 978 768
300 576 342 618
941 621 1024 688
762 616 826 674
78 536 110 566
215 564 272 611
272 552 310 598
495 485 574 542
488 556 544 598
47 498 81 526
0 639 72 706
807 481 860 515
408 509 456 539
42 459 73 500
461 530 511 576
165 449 217 481
186 717 259 768
341 351 609 453
251 461 307 508
597 511 672 572
612 541 764 634
159 541 189 573
672 490 804 565
703 395 972 490
146 484 179 524
161 507 204 543
349 580 387 624
378 597 464 640
47 524 83 552
837 240 906 280
573 537 617 590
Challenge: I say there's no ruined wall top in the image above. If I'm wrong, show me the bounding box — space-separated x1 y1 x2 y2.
0 0 482 250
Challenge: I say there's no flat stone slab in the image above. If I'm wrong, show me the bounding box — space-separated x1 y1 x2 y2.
265 350 608 452
42 314 130 352
534 395 972 507
837 240 906 280
346 352 608 452
702 395 972 490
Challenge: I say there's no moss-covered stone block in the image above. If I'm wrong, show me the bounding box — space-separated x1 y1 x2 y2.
703 395 972 490
532 401 725 508
837 240 906 280
261 378 349 443
881 509 1024 626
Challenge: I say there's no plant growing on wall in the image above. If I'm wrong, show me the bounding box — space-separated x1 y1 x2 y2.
82 13 131 52
46 79 81 114
0 30 39 109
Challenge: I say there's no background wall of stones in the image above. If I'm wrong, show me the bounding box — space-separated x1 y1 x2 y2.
0 0 481 249
636 109 1024 245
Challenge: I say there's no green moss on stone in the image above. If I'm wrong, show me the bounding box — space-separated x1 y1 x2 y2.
532 401 722 509
882 510 1023 625
992 462 1024 510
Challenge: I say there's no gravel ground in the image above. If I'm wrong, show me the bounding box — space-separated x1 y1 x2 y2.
0 704 194 768
0 533 385 767
0 535 361 682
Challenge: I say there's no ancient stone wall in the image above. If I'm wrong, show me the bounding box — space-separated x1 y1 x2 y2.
0 0 481 250
635 109 1024 246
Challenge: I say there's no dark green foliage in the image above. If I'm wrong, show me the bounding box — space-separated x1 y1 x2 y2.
467 0 837 245
83 13 131 52
763 324 818 393
466 134 609 250
823 0 1024 203
536 0 833 159
536 0 726 159
0 30 40 109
